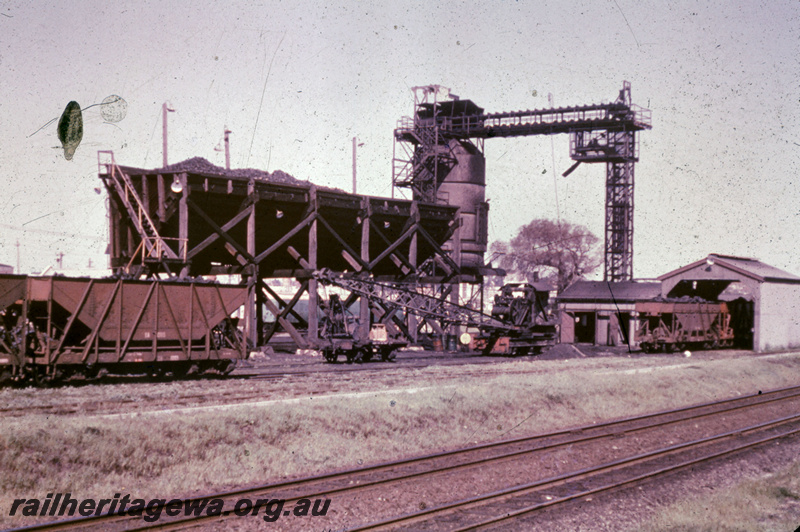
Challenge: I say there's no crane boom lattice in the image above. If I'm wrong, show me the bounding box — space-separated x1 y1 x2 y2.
315 270 511 331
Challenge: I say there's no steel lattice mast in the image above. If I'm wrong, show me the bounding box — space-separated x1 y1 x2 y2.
393 81 651 282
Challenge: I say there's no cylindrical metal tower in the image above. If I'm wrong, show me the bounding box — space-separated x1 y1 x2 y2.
439 140 489 268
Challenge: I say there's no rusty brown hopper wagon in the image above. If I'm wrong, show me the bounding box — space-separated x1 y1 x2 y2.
0 275 247 383
0 274 27 371
635 300 735 353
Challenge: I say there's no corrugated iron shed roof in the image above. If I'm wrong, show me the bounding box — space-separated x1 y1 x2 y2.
659 254 800 283
557 281 661 302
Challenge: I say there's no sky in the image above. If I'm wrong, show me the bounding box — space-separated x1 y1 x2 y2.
0 0 798 279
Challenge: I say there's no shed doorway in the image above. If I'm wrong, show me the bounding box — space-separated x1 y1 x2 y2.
574 312 596 343
727 298 754 349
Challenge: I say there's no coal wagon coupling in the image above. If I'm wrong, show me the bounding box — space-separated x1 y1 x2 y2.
635 299 735 354
0 275 247 385
313 270 557 362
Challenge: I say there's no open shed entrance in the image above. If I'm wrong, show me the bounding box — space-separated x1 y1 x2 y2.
667 279 754 349
574 312 595 343
727 297 754 349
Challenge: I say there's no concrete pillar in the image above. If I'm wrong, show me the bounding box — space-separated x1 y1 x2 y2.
596 312 609 345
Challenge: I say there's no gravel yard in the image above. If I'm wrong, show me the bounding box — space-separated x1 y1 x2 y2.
2 347 800 530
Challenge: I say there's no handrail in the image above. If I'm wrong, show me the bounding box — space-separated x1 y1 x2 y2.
98 151 181 262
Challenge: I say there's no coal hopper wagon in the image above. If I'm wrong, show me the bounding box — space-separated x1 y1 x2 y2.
0 274 247 384
635 300 734 353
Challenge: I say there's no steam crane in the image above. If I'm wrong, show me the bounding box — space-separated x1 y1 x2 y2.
392 82 651 282
314 269 555 361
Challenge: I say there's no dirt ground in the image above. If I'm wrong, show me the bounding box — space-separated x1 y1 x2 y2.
0 343 767 417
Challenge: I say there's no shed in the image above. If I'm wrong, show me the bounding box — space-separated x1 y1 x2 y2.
557 281 661 346
659 254 800 352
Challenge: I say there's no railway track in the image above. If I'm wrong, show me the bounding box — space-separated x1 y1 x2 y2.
359 409 800 531
11 384 800 531
1 354 527 417
0 388 275 417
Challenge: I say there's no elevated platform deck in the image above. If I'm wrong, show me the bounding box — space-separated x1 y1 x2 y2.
101 158 459 279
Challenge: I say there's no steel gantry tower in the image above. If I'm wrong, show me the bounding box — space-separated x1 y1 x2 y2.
392 82 651 282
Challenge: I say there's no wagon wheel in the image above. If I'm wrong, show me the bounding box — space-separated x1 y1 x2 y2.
346 349 362 364
323 349 338 363
32 367 55 388
675 342 687 353
360 348 373 363
83 364 100 380
172 362 190 378
381 348 397 362
50 366 72 384
217 360 236 375
663 343 676 353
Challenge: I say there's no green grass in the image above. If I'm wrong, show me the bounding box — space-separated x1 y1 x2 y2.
2 353 800 529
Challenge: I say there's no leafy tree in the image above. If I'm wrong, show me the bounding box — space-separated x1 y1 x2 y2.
490 219 601 292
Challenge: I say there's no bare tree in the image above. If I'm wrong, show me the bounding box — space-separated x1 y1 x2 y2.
490 219 601 292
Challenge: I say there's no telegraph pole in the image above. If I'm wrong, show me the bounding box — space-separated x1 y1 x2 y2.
162 102 175 167
15 240 20 274
352 137 364 194
224 128 232 170
352 137 357 194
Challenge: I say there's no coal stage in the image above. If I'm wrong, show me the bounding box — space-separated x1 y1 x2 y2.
99 152 494 352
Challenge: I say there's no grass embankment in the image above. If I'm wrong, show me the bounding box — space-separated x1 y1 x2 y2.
642 460 800 531
2 353 800 529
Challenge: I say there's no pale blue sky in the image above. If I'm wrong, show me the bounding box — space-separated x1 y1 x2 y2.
0 0 797 278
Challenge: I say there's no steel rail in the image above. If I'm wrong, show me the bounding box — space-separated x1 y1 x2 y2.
11 385 800 532
0 348 486 393
455 417 800 531
355 413 800 531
